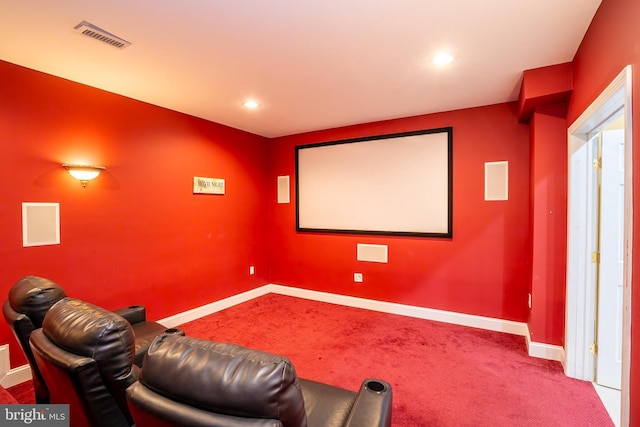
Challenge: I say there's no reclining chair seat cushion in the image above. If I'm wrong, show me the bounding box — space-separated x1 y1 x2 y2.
298 378 356 427
138 335 307 426
129 321 169 366
113 304 169 367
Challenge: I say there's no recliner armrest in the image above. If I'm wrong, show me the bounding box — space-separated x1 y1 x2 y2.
344 379 393 427
114 305 146 325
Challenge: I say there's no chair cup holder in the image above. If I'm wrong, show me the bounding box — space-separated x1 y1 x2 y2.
163 327 185 336
364 380 388 393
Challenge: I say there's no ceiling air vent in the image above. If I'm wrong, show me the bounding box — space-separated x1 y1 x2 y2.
73 20 131 49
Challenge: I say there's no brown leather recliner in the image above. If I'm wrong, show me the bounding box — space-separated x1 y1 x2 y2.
30 298 139 427
126 334 393 427
3 275 168 403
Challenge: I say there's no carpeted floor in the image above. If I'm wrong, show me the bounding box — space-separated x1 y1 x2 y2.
6 294 614 426
0 385 17 404
179 294 613 427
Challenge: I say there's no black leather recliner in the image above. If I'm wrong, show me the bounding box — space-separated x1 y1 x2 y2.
2 276 64 403
126 334 393 427
2 275 168 403
30 297 139 427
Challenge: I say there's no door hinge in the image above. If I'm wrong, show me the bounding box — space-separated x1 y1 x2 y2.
592 252 600 263
589 343 598 355
592 158 602 169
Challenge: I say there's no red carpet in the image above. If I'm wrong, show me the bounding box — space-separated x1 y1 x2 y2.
6 381 35 404
0 385 17 404
6 294 613 426
180 294 612 427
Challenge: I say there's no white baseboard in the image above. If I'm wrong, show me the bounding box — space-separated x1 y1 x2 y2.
525 327 565 361
267 284 529 336
0 344 9 380
0 364 32 388
2 283 564 387
158 286 271 328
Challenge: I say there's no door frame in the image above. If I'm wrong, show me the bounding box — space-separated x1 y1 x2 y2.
565 65 633 425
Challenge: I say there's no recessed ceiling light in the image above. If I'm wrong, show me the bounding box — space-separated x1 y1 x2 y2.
433 52 454 65
243 100 259 109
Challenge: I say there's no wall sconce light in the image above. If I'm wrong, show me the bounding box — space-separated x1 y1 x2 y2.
62 164 106 187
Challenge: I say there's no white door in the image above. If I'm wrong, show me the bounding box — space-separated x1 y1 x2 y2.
596 127 625 390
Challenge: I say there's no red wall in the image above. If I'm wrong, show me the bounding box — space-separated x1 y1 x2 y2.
569 0 640 421
0 61 270 367
268 103 531 322
528 105 568 345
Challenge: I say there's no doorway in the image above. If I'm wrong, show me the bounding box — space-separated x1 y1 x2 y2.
595 118 625 391
565 65 632 426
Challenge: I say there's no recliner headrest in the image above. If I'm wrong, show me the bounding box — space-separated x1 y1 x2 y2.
43 298 136 379
140 335 307 426
9 276 66 328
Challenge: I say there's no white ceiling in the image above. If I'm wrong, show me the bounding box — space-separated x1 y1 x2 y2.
0 1 602 138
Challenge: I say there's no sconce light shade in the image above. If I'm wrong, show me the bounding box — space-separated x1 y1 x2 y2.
62 164 106 187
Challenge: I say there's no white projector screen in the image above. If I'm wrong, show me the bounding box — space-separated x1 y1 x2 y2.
296 127 453 237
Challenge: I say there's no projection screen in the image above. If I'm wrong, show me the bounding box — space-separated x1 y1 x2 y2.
295 127 453 237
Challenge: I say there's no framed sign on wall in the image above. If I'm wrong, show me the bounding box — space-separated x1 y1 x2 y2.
295 127 453 238
193 177 225 195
